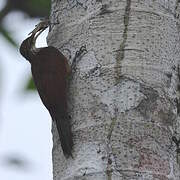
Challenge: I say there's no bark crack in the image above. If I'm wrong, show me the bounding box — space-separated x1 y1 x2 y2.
115 0 131 81
108 0 132 153
117 0 131 61
107 12 134 169
107 118 116 141
114 48 144 53
176 65 180 114
107 169 113 180
110 0 132 141
175 0 180 18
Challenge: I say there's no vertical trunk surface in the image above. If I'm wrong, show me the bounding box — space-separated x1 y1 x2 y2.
48 0 180 179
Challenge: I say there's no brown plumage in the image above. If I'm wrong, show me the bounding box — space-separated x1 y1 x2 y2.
19 27 73 157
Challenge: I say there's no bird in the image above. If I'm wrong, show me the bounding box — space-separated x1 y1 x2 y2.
19 21 73 157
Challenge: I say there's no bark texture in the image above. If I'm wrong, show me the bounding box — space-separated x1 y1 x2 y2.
47 0 180 179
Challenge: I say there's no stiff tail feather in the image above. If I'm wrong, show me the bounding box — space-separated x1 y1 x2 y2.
51 111 73 157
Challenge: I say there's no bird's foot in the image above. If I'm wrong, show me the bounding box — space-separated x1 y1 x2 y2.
75 45 87 58
71 45 87 71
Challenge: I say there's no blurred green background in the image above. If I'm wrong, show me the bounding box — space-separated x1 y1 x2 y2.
0 1 52 180
0 0 50 90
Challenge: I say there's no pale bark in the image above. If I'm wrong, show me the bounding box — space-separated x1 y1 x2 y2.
47 0 180 179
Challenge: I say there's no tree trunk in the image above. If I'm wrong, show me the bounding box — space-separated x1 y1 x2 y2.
47 0 180 179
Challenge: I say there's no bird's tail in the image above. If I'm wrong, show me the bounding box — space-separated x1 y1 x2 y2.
50 110 73 157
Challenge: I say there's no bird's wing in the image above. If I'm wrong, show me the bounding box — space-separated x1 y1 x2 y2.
31 47 68 112
31 47 73 157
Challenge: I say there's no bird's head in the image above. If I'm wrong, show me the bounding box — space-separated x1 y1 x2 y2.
19 19 49 62
19 34 36 61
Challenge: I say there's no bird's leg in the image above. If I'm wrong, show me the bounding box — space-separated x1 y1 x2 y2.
71 45 87 72
67 46 87 87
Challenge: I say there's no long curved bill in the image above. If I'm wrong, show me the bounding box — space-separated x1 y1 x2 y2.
28 18 50 36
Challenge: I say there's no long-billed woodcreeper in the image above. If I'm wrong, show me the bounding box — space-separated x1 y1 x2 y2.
19 20 75 157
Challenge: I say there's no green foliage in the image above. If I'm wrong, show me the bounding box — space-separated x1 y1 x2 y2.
0 26 18 47
27 0 51 16
0 0 51 47
26 77 36 91
0 0 51 92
